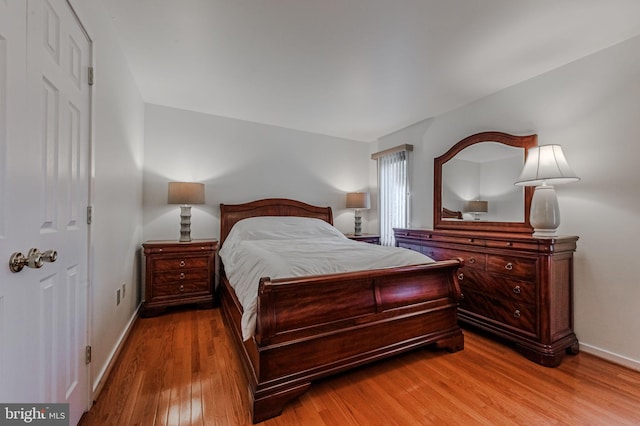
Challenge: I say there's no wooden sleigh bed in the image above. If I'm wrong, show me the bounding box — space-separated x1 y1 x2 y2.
218 198 464 423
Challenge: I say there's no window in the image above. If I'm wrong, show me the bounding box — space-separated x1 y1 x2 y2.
372 144 413 246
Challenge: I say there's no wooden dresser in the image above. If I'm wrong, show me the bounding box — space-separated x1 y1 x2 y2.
394 228 579 367
142 240 217 317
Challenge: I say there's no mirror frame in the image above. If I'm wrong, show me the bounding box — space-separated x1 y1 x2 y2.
434 131 537 234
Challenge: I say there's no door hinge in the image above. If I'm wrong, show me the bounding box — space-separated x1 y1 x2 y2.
85 346 92 364
87 206 92 225
88 67 94 86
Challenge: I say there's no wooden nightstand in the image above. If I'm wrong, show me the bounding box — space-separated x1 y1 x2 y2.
141 239 218 317
345 233 381 244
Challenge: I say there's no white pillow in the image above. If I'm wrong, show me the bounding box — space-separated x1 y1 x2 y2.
227 216 344 242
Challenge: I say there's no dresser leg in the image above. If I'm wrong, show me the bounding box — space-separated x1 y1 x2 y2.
567 341 580 355
515 335 579 367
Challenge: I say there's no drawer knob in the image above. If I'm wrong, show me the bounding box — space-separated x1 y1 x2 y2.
179 284 184 292
179 272 186 280
513 309 521 319
506 242 513 247
460 293 464 300
468 257 476 264
505 262 513 271
513 285 521 294
179 260 186 267
457 273 464 281
428 251 435 257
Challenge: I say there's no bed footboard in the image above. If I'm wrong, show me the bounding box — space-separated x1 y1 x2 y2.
220 259 464 423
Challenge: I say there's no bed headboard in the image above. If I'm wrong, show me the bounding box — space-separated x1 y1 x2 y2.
219 198 334 245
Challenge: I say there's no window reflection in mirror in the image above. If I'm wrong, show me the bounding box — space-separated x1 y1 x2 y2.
442 142 524 222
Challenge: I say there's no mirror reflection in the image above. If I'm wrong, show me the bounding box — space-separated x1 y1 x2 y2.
442 142 525 222
433 131 536 234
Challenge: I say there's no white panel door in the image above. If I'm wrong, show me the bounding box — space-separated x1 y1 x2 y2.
0 0 91 424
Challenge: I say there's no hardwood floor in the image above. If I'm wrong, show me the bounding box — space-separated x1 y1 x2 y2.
80 307 640 425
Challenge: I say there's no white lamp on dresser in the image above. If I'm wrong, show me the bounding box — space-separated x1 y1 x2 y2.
514 145 579 237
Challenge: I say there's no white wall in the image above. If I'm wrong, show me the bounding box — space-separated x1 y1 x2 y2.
69 0 145 394
143 104 371 242
375 35 640 370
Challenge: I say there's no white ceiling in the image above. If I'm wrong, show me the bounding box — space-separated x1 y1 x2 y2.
101 0 640 142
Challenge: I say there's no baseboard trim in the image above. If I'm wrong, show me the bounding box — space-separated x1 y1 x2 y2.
580 342 640 372
91 304 141 400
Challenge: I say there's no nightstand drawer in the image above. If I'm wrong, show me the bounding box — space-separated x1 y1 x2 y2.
153 256 210 271
153 268 210 284
153 281 210 298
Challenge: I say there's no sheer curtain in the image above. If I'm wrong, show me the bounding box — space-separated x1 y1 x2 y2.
373 145 412 246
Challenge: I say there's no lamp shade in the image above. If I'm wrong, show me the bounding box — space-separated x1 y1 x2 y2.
465 200 488 213
514 145 579 186
346 192 370 209
167 182 205 205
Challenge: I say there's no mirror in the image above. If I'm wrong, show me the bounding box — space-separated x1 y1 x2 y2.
434 132 537 233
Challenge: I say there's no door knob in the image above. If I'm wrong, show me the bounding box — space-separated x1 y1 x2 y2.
9 248 57 273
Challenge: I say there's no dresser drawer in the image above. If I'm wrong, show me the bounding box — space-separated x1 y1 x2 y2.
397 242 427 255
458 270 535 302
432 248 485 270
153 268 210 284
152 281 210 298
460 288 536 334
153 256 210 271
486 254 537 279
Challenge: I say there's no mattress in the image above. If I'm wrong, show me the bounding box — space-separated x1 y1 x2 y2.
219 216 434 340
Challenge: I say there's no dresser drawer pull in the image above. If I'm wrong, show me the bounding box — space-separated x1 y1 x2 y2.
513 309 521 319
506 242 513 247
468 257 476 264
179 260 186 267
179 284 184 292
505 262 513 271
179 272 186 280
457 273 464 281
513 285 521 294
427 251 435 257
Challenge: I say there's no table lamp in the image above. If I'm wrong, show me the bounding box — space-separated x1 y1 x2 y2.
346 192 371 236
515 145 579 237
168 182 205 242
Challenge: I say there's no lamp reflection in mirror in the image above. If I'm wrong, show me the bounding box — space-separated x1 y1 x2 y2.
346 192 370 236
466 200 488 221
168 182 205 242
514 145 579 237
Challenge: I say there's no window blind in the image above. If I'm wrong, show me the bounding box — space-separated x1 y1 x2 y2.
373 145 412 246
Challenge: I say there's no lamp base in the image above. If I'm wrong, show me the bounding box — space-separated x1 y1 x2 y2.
354 210 362 236
530 185 560 238
179 205 192 242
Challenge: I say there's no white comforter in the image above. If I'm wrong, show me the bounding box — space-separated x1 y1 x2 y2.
219 216 434 341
